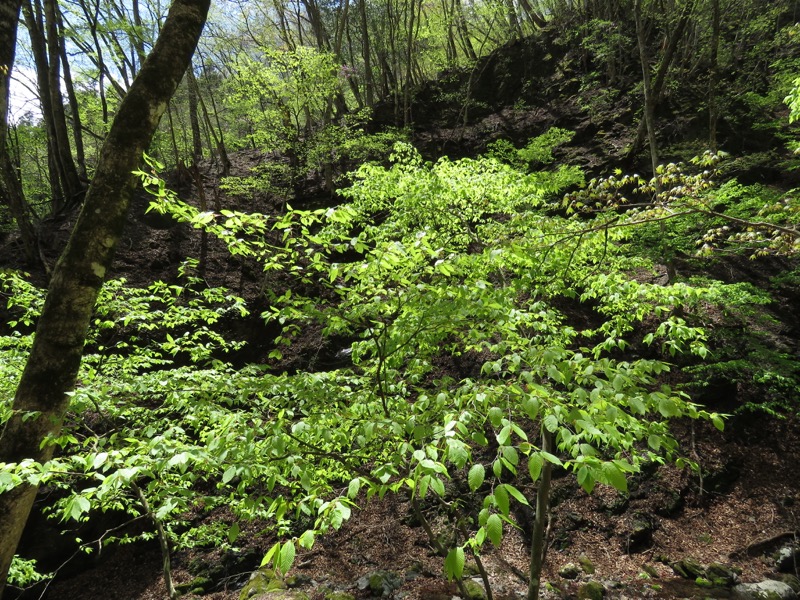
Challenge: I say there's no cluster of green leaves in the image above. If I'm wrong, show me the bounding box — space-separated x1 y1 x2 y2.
11 131 774 592
567 154 800 259
133 132 733 585
224 46 344 153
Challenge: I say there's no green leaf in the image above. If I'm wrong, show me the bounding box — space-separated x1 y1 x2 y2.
486 513 503 547
468 464 485 492
298 529 315 549
444 547 465 580
66 496 91 522
601 462 628 493
658 397 681 418
504 484 530 506
496 425 512 445
540 451 563 466
222 465 237 484
494 485 510 515
348 477 361 499
492 459 503 478
577 466 595 494
228 522 240 544
543 414 559 433
430 476 446 497
278 540 296 574
448 440 469 468
528 454 543 482
711 415 725 431
261 542 279 567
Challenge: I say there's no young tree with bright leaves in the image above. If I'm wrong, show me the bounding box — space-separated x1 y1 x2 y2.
0 0 211 594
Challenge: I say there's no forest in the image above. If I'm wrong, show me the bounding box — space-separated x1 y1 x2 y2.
0 0 800 598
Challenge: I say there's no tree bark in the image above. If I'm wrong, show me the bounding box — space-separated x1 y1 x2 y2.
634 0 660 179
22 0 84 212
0 0 39 265
527 426 554 600
708 0 720 151
626 0 695 160
0 0 210 594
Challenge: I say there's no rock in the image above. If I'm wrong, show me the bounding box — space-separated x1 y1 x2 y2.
579 554 596 575
462 579 488 600
356 570 403 597
577 581 605 599
624 513 655 552
323 591 356 600
776 546 800 573
285 574 312 588
559 563 581 579
248 592 310 600
707 562 741 586
640 564 659 579
240 568 287 600
670 557 705 579
780 575 800 593
732 580 798 600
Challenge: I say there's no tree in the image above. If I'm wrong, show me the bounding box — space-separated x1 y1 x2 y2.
0 0 210 593
0 0 39 265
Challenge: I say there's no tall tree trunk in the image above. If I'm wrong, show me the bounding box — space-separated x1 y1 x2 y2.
626 0 695 160
57 4 87 181
359 0 375 105
22 0 84 212
708 0 720 151
634 0 659 179
0 0 210 594
0 0 39 265
187 66 203 164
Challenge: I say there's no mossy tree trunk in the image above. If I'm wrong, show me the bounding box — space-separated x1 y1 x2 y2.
0 0 210 594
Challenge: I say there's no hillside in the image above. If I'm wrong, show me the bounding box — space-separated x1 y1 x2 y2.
3 20 800 600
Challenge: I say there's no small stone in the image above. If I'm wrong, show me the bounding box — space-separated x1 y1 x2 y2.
640 564 659 578
579 554 596 575
577 581 605 599
461 579 488 600
357 570 403 597
559 563 581 579
285 574 312 588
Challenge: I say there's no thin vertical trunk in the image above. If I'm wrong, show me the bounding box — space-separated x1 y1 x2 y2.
454 0 477 61
634 0 660 179
0 0 210 593
23 0 84 211
359 0 375 105
627 0 695 159
187 66 203 164
57 6 86 181
708 0 720 151
527 426 554 600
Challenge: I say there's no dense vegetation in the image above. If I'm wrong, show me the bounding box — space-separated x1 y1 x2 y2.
1 0 800 598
